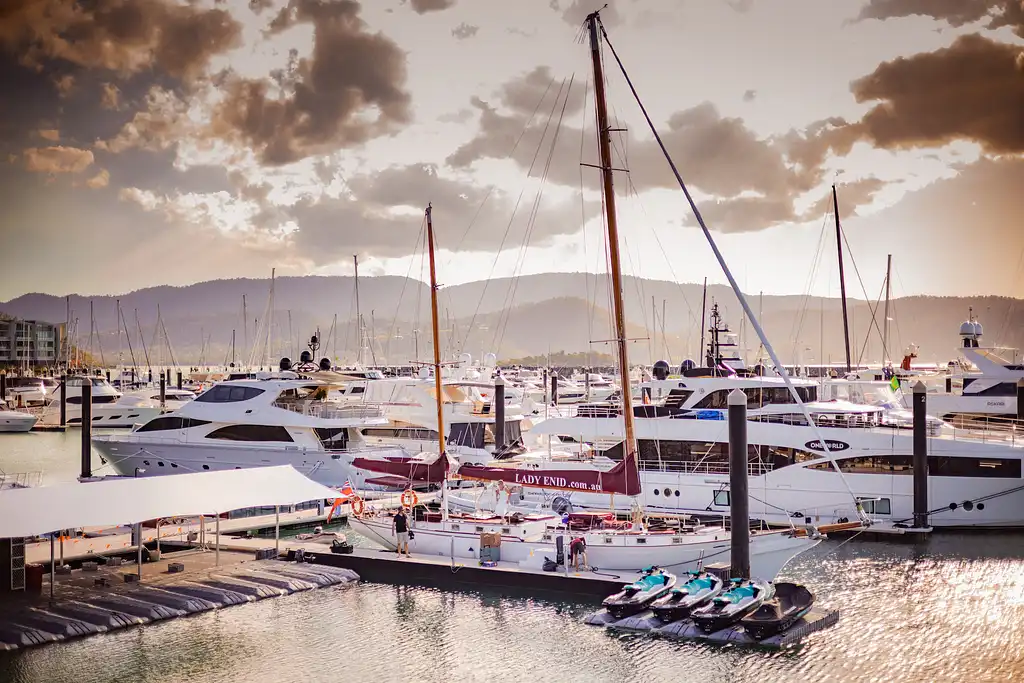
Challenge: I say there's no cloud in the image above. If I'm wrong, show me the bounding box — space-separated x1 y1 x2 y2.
743 89 757 102
98 86 191 154
212 0 412 165
851 34 1024 154
554 0 624 28
451 22 479 40
0 0 243 80
100 82 121 110
857 0 1024 37
23 146 94 174
407 0 456 13
801 177 888 222
291 163 597 261
37 129 59 142
85 168 110 189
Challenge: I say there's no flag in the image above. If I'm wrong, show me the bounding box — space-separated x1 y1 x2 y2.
326 480 355 523
890 376 900 392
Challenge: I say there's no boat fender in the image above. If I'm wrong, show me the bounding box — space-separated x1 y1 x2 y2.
401 490 419 509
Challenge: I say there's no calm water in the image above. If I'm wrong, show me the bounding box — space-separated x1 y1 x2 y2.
1 433 1023 682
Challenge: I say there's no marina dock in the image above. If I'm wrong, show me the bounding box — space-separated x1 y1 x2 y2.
0 547 359 652
300 545 626 597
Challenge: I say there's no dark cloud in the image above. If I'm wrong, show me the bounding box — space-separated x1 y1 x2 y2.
801 177 888 222
447 69 871 232
742 89 756 102
213 0 411 165
857 0 1024 37
0 0 242 80
851 34 1024 154
407 0 456 14
451 22 479 40
291 163 597 261
23 146 94 174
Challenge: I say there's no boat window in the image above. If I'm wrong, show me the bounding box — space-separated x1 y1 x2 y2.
314 427 349 450
136 417 212 432
450 422 486 449
206 424 294 442
194 385 265 403
91 378 107 386
713 490 730 506
66 378 84 387
349 386 365 394
857 497 891 515
66 394 119 405
691 390 730 409
805 455 1021 478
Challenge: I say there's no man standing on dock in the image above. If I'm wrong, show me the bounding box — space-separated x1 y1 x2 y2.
392 508 411 557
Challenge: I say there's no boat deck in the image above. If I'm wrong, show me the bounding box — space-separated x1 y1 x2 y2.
301 545 626 597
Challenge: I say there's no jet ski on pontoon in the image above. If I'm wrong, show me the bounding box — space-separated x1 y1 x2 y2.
602 566 676 619
740 582 815 640
690 577 775 633
650 571 725 623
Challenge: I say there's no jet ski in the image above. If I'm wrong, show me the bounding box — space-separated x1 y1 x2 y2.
650 571 725 623
602 566 676 619
740 582 815 640
690 577 775 633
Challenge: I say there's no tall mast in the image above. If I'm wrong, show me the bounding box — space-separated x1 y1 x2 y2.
651 294 657 364
832 184 852 373
699 277 708 362
587 12 637 468
425 205 447 463
242 294 247 364
353 255 362 365
231 329 236 367
882 254 892 365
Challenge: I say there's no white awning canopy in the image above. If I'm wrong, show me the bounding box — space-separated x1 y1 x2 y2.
0 466 339 538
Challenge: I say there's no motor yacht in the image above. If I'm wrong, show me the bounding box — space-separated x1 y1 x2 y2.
34 375 166 429
0 398 37 432
90 377 412 488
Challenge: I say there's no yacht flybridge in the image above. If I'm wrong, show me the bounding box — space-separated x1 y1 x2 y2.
91 378 410 487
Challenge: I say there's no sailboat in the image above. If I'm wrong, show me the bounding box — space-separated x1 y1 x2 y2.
348 13 820 578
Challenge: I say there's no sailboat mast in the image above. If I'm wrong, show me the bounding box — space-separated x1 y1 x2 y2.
882 253 892 365
699 277 707 362
353 255 362 365
587 12 637 464
425 204 447 460
832 184 852 373
242 294 247 364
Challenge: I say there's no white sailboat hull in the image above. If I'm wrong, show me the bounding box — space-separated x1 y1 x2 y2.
348 516 817 579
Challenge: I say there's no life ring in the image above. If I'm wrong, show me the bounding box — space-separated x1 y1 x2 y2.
401 490 419 509
351 496 365 516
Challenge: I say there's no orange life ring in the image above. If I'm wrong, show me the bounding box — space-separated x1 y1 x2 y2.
401 489 418 509
351 496 365 516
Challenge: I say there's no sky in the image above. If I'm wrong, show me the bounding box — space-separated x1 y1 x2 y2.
1 0 1023 303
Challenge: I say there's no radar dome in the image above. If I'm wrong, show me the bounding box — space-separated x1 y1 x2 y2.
959 321 975 336
319 358 331 371
680 359 696 373
299 350 312 364
279 357 292 371
973 321 984 336
458 352 472 368
483 352 497 368
652 360 670 380
418 366 430 379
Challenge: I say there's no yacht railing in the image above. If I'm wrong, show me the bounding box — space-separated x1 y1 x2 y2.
273 400 386 420
940 414 1022 446
637 459 773 476
0 471 43 489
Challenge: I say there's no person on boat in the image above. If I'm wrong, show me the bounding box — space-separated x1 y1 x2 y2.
392 508 411 557
569 536 587 570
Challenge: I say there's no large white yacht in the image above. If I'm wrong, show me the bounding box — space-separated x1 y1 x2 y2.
35 375 166 428
0 398 37 432
90 377 411 487
511 362 1024 529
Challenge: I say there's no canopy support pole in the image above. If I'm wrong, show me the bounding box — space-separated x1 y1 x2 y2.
215 514 220 566
275 505 280 555
49 535 55 600
136 522 142 579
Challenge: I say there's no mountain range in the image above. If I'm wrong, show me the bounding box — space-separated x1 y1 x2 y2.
2 274 1021 367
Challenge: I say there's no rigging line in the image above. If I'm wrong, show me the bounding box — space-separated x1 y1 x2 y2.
386 216 427 356
490 77 576 352
854 278 888 368
444 74 558 269
838 222 887 365
789 213 830 361
995 242 1024 344
459 76 571 355
598 17 868 522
